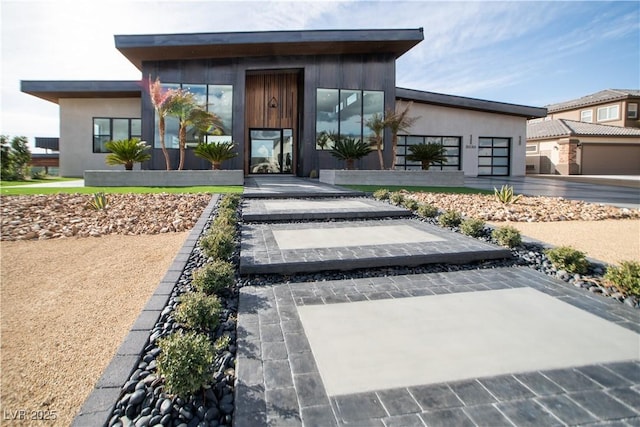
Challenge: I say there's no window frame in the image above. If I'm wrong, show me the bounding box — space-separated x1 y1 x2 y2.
395 135 462 171
596 105 620 122
92 117 141 153
477 137 511 176
628 103 638 119
526 144 538 154
580 109 593 123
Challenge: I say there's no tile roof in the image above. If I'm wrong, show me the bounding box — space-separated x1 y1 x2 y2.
546 89 640 112
527 119 640 140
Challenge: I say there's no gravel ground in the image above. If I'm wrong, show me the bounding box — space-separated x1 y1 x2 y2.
0 233 188 426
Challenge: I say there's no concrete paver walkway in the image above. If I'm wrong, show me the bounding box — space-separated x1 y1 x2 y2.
234 177 640 427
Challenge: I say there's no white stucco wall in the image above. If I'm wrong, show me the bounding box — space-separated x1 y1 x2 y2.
59 98 141 177
396 100 528 176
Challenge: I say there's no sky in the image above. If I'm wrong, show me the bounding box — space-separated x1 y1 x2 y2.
1 0 639 151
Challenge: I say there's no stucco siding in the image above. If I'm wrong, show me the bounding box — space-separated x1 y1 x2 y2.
59 98 141 177
396 101 527 176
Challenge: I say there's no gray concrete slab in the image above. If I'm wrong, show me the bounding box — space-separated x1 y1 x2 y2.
243 176 363 199
235 267 640 427
239 219 511 274
242 197 411 221
298 287 640 396
465 176 640 209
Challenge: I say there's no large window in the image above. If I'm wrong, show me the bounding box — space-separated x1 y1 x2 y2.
315 89 384 150
395 135 461 171
597 105 619 122
155 84 233 149
93 118 141 153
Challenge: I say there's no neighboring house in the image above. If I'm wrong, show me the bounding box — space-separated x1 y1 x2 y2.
21 28 546 178
526 89 640 175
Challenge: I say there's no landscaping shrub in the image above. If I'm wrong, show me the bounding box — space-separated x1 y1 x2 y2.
491 226 522 248
494 185 522 205
416 203 438 218
213 208 237 227
174 292 222 331
388 191 405 205
157 331 215 398
87 192 109 211
192 259 235 295
460 218 486 238
402 198 419 211
218 194 240 209
438 210 462 228
544 246 589 274
604 261 640 298
214 335 231 354
200 224 235 260
372 188 390 201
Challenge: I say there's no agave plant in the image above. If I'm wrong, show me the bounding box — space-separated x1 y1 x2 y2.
329 136 373 170
406 143 448 170
104 138 151 170
194 141 238 170
494 185 523 205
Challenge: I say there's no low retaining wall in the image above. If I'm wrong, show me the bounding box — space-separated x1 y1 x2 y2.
319 170 465 186
84 170 244 187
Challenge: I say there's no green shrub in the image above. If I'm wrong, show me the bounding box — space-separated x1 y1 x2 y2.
372 189 390 201
87 192 109 211
157 331 214 398
192 259 235 295
213 208 237 227
438 210 462 227
416 203 438 218
544 246 589 274
219 194 240 209
174 292 222 331
388 192 405 205
200 224 235 260
460 218 486 238
491 226 522 248
214 335 231 353
604 261 640 298
402 198 419 211
494 185 523 205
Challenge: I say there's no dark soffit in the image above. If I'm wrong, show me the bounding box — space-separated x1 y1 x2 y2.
115 28 425 70
20 80 142 104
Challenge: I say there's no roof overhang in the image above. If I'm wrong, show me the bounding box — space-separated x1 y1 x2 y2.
21 80 142 104
115 28 424 70
396 87 547 119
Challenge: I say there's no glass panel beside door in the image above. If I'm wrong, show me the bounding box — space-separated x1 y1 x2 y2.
250 128 294 174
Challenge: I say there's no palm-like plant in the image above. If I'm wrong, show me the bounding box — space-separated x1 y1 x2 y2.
167 90 223 170
105 138 151 170
329 136 373 170
365 113 386 170
149 76 175 170
194 141 238 170
385 102 418 169
406 143 448 170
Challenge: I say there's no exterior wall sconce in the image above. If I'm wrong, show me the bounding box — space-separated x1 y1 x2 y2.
269 97 278 108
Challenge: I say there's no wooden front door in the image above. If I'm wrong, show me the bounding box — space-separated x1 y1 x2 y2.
245 71 300 174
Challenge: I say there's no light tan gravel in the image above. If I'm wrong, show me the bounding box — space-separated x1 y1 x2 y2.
489 219 640 265
0 233 187 426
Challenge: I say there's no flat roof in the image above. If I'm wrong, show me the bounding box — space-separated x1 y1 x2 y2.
20 80 142 104
396 87 547 119
115 28 424 70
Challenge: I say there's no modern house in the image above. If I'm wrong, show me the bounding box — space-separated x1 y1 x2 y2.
21 28 546 178
526 89 640 175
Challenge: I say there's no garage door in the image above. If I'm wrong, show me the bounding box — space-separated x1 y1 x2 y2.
581 144 640 175
478 137 510 176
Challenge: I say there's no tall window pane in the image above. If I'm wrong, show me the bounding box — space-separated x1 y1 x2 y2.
316 89 339 149
112 119 129 141
131 119 142 138
93 118 110 153
339 89 361 141
207 85 233 142
362 90 384 146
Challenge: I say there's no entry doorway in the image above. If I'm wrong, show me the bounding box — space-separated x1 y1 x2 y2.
249 128 293 174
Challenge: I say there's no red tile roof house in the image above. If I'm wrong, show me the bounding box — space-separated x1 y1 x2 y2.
526 90 640 175
21 29 546 180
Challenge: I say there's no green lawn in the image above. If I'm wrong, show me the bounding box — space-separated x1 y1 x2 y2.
343 185 493 195
0 186 243 196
